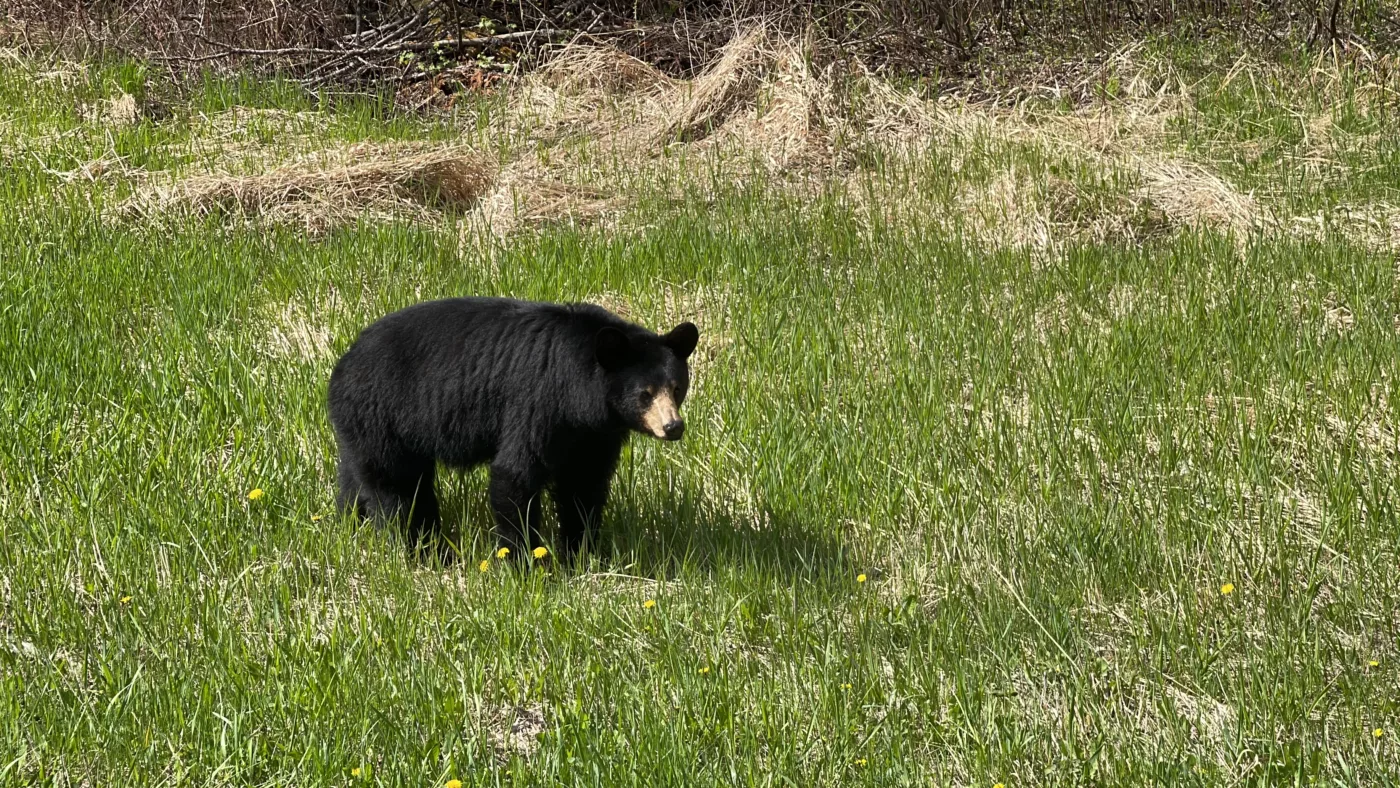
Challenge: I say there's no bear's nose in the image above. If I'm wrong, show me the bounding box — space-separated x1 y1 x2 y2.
662 419 685 441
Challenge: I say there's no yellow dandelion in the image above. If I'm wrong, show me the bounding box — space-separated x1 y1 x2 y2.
994 784 1005 788
841 683 852 691
857 573 868 584
311 514 322 521
1369 660 1380 667
351 767 362 777
698 666 710 674
478 559 490 573
446 780 463 788
855 758 867 766
496 547 510 559
1220 583 1235 595
119 595 132 605
1376 728 1386 739
247 488 265 501
643 599 656 609
533 546 548 559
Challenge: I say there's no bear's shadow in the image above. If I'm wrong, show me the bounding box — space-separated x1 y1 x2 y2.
436 470 852 579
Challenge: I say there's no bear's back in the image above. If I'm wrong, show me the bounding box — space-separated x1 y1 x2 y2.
329 297 648 459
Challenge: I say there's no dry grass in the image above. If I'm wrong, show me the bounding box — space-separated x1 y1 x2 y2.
703 37 842 170
1289 202 1400 252
1134 156 1263 235
99 27 1390 252
537 46 674 97
88 89 138 127
263 296 339 362
651 26 772 144
471 157 623 239
486 704 547 763
122 142 495 233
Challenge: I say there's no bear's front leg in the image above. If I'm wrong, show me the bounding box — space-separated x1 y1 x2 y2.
551 436 624 559
488 461 545 555
553 454 619 559
554 479 609 559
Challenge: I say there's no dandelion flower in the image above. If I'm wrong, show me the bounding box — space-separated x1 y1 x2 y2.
247 488 265 501
533 546 548 559
446 780 463 788
351 767 361 777
698 666 710 674
1376 728 1386 739
478 560 490 573
1369 660 1380 667
855 758 867 766
311 514 322 522
994 784 1005 788
841 683 852 691
119 595 132 604
496 547 510 559
857 573 867 584
1219 583 1235 595
643 599 656 609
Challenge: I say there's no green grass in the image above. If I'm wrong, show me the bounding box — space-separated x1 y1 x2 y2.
1 51 1398 787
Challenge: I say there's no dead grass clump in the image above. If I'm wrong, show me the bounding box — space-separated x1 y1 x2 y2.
711 38 843 171
90 90 140 127
79 89 141 128
98 24 1391 252
857 73 946 148
652 26 772 144
1164 684 1238 751
472 158 623 239
1133 156 1263 235
124 142 496 233
946 167 1170 256
500 44 676 146
487 704 546 762
538 46 673 95
1040 96 1179 157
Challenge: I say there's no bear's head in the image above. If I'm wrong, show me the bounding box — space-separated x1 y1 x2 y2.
596 322 699 441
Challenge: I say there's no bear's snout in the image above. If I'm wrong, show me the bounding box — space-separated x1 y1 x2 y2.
662 419 685 441
640 388 684 440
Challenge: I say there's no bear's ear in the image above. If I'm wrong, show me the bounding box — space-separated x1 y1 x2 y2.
663 322 699 361
595 327 631 371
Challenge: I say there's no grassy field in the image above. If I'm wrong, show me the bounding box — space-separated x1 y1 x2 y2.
1 36 1398 786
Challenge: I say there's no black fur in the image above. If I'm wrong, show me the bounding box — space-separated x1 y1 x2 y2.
328 297 698 561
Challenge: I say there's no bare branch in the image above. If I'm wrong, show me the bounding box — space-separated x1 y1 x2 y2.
161 28 591 64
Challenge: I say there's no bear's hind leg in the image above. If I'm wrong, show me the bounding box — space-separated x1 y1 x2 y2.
402 466 454 564
335 447 367 519
347 455 448 562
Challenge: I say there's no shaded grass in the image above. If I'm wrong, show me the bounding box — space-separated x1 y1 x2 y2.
2 50 1399 787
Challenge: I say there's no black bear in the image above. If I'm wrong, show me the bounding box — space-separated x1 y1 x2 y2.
327 297 699 561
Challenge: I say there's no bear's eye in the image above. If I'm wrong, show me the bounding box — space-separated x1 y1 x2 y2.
638 390 654 405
